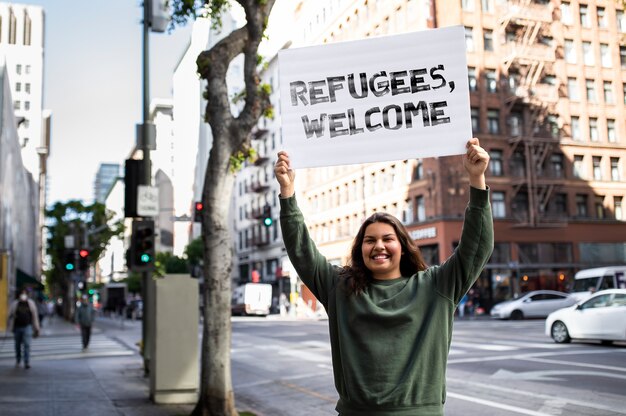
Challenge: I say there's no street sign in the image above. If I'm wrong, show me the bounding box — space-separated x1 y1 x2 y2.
64 235 75 249
137 185 159 217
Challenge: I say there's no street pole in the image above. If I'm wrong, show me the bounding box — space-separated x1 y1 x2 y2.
141 0 152 377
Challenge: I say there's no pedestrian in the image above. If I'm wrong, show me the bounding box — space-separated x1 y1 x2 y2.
74 295 95 351
458 293 468 318
274 137 493 415
7 289 40 369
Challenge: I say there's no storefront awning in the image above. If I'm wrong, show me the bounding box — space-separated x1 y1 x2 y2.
16 268 44 291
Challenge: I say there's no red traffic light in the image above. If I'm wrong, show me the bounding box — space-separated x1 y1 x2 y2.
79 249 89 258
195 202 204 211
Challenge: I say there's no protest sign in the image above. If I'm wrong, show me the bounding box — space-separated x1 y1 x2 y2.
278 25 471 169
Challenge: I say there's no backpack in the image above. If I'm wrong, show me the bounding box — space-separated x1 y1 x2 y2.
14 301 32 328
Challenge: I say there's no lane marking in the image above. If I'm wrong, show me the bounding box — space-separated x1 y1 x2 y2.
515 356 626 373
278 380 336 403
452 341 518 351
447 392 554 416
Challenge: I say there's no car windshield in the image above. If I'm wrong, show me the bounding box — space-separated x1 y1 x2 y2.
571 277 600 292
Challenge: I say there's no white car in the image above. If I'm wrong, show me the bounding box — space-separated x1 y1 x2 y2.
490 290 577 320
546 289 626 344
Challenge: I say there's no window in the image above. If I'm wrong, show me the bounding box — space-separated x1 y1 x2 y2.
603 81 614 104
560 2 572 25
611 158 620 181
600 44 611 67
567 77 578 100
13 100 20 110
624 83 626 105
471 107 480 133
551 153 564 178
468 67 477 91
576 194 588 217
25 83 30 94
483 30 494 51
462 0 474 12
414 160 423 180
571 116 581 141
465 27 474 52
25 65 30 74
485 69 497 92
23 10 31 46
509 112 522 137
615 197 623 221
548 115 559 138
24 101 30 111
597 7 607 28
607 119 617 143
404 199 413 224
9 9 16 44
579 4 590 27
564 39 576 64
16 64 22 75
481 0 492 13
573 155 585 178
589 118 599 141
15 82 21 92
585 79 596 102
593 156 602 180
618 11 626 33
487 110 499 134
492 192 505 218
582 42 594 66
595 196 605 219
490 150 503 176
415 196 425 222
621 46 626 69
554 193 567 214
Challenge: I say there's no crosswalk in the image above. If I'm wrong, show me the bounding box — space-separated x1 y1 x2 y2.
0 333 134 362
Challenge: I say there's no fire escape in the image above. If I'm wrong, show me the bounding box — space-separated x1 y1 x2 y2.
498 0 565 227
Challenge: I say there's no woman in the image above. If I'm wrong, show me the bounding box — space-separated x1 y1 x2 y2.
274 138 493 415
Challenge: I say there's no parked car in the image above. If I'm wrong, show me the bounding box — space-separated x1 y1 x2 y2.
546 289 626 344
126 299 143 320
490 290 577 320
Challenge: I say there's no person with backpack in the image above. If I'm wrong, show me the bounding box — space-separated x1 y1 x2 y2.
7 289 40 369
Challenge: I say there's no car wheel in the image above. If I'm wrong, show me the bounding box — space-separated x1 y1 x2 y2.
551 321 571 344
510 310 524 320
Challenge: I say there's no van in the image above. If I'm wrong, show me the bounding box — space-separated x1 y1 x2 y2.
231 283 273 316
570 266 626 300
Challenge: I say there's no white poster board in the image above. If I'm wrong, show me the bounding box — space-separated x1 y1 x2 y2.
278 25 471 169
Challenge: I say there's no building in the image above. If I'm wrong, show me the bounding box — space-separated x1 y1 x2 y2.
279 0 626 311
94 163 121 203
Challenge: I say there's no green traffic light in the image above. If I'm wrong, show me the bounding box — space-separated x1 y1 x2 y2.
65 263 74 271
88 289 95 295
140 253 151 263
263 217 273 227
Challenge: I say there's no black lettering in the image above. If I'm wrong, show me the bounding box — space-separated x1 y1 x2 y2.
329 113 349 138
290 81 308 106
390 71 410 95
409 68 429 93
430 101 450 126
347 108 364 135
365 107 382 131
301 114 327 138
430 65 447 90
382 105 403 130
369 71 390 97
348 73 369 99
327 76 346 102
404 101 430 127
309 80 329 105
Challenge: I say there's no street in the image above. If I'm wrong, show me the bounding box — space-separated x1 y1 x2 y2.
230 317 626 416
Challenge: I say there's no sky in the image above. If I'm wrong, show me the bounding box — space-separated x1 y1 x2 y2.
19 0 193 205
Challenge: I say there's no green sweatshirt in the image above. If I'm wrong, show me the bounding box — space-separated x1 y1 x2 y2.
280 186 494 416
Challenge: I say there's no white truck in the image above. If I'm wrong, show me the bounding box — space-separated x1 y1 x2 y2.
570 266 626 300
231 283 272 316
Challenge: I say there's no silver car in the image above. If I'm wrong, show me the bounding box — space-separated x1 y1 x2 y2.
490 290 577 320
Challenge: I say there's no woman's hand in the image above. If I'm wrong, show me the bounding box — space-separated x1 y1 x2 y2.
274 151 296 197
463 137 489 190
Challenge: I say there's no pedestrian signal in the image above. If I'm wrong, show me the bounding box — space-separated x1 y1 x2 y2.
63 250 76 271
262 205 273 227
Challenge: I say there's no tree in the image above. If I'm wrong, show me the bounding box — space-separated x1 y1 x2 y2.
170 1 276 415
45 200 124 319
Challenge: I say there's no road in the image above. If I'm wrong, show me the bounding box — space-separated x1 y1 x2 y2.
229 317 626 416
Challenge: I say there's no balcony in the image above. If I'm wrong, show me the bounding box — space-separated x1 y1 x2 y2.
498 1 553 25
249 181 270 193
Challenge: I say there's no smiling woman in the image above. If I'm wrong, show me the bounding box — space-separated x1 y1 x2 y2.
274 138 494 416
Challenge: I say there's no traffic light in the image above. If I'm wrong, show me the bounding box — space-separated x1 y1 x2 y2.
262 205 273 227
129 219 155 271
78 249 90 271
63 249 77 271
124 158 146 218
194 201 204 223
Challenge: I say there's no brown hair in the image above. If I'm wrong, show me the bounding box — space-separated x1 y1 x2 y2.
340 212 428 295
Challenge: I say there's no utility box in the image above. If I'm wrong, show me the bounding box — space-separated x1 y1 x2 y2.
149 274 199 403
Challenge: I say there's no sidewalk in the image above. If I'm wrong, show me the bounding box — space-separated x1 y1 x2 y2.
0 315 194 416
